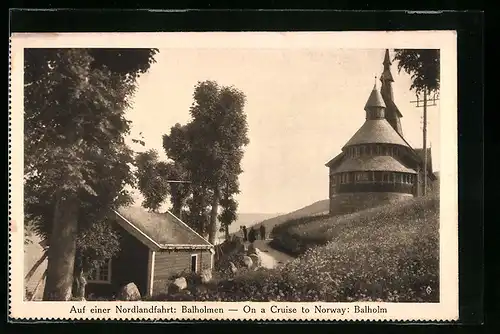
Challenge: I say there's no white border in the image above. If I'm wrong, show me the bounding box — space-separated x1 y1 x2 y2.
10 31 458 321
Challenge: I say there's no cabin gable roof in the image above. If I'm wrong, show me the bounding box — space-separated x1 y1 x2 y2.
113 206 213 251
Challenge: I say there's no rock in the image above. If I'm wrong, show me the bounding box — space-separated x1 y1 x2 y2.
242 255 253 269
200 269 212 284
168 277 188 294
247 243 257 255
249 253 262 268
174 277 187 290
117 282 141 301
229 262 238 274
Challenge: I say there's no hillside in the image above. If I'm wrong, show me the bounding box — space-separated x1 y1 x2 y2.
230 199 329 239
271 195 439 257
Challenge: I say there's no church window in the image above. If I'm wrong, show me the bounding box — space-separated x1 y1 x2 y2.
382 173 390 182
355 172 369 182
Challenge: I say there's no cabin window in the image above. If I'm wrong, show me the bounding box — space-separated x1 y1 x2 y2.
88 259 112 284
359 146 365 156
354 147 360 157
191 254 198 273
375 146 381 155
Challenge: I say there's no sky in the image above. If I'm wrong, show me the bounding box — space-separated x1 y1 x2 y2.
124 48 441 214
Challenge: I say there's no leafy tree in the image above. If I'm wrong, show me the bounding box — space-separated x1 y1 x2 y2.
162 123 208 232
135 150 170 212
24 48 157 300
393 49 440 94
163 81 249 244
164 162 191 219
134 149 191 218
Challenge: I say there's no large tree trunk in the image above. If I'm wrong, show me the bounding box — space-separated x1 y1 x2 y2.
43 192 79 301
208 186 220 245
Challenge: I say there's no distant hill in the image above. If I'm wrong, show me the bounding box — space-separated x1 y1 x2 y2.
229 199 329 239
228 213 283 232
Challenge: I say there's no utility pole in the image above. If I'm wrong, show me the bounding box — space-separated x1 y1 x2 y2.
410 90 439 196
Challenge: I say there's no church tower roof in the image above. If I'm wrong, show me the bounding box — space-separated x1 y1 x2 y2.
342 81 410 149
364 79 386 111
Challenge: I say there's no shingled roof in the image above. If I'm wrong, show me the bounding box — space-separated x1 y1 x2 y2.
343 119 410 148
114 206 213 250
333 155 417 173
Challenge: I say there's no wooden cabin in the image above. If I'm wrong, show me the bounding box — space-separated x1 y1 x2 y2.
86 206 214 299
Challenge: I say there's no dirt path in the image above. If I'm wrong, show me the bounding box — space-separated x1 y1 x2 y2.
250 239 294 269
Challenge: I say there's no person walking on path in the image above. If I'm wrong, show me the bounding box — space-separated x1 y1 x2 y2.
242 225 248 242
259 225 266 240
248 227 256 243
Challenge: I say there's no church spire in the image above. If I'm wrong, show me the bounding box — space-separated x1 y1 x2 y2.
380 49 394 96
379 49 404 136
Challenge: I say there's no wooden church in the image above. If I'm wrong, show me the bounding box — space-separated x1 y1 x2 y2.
325 49 436 215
